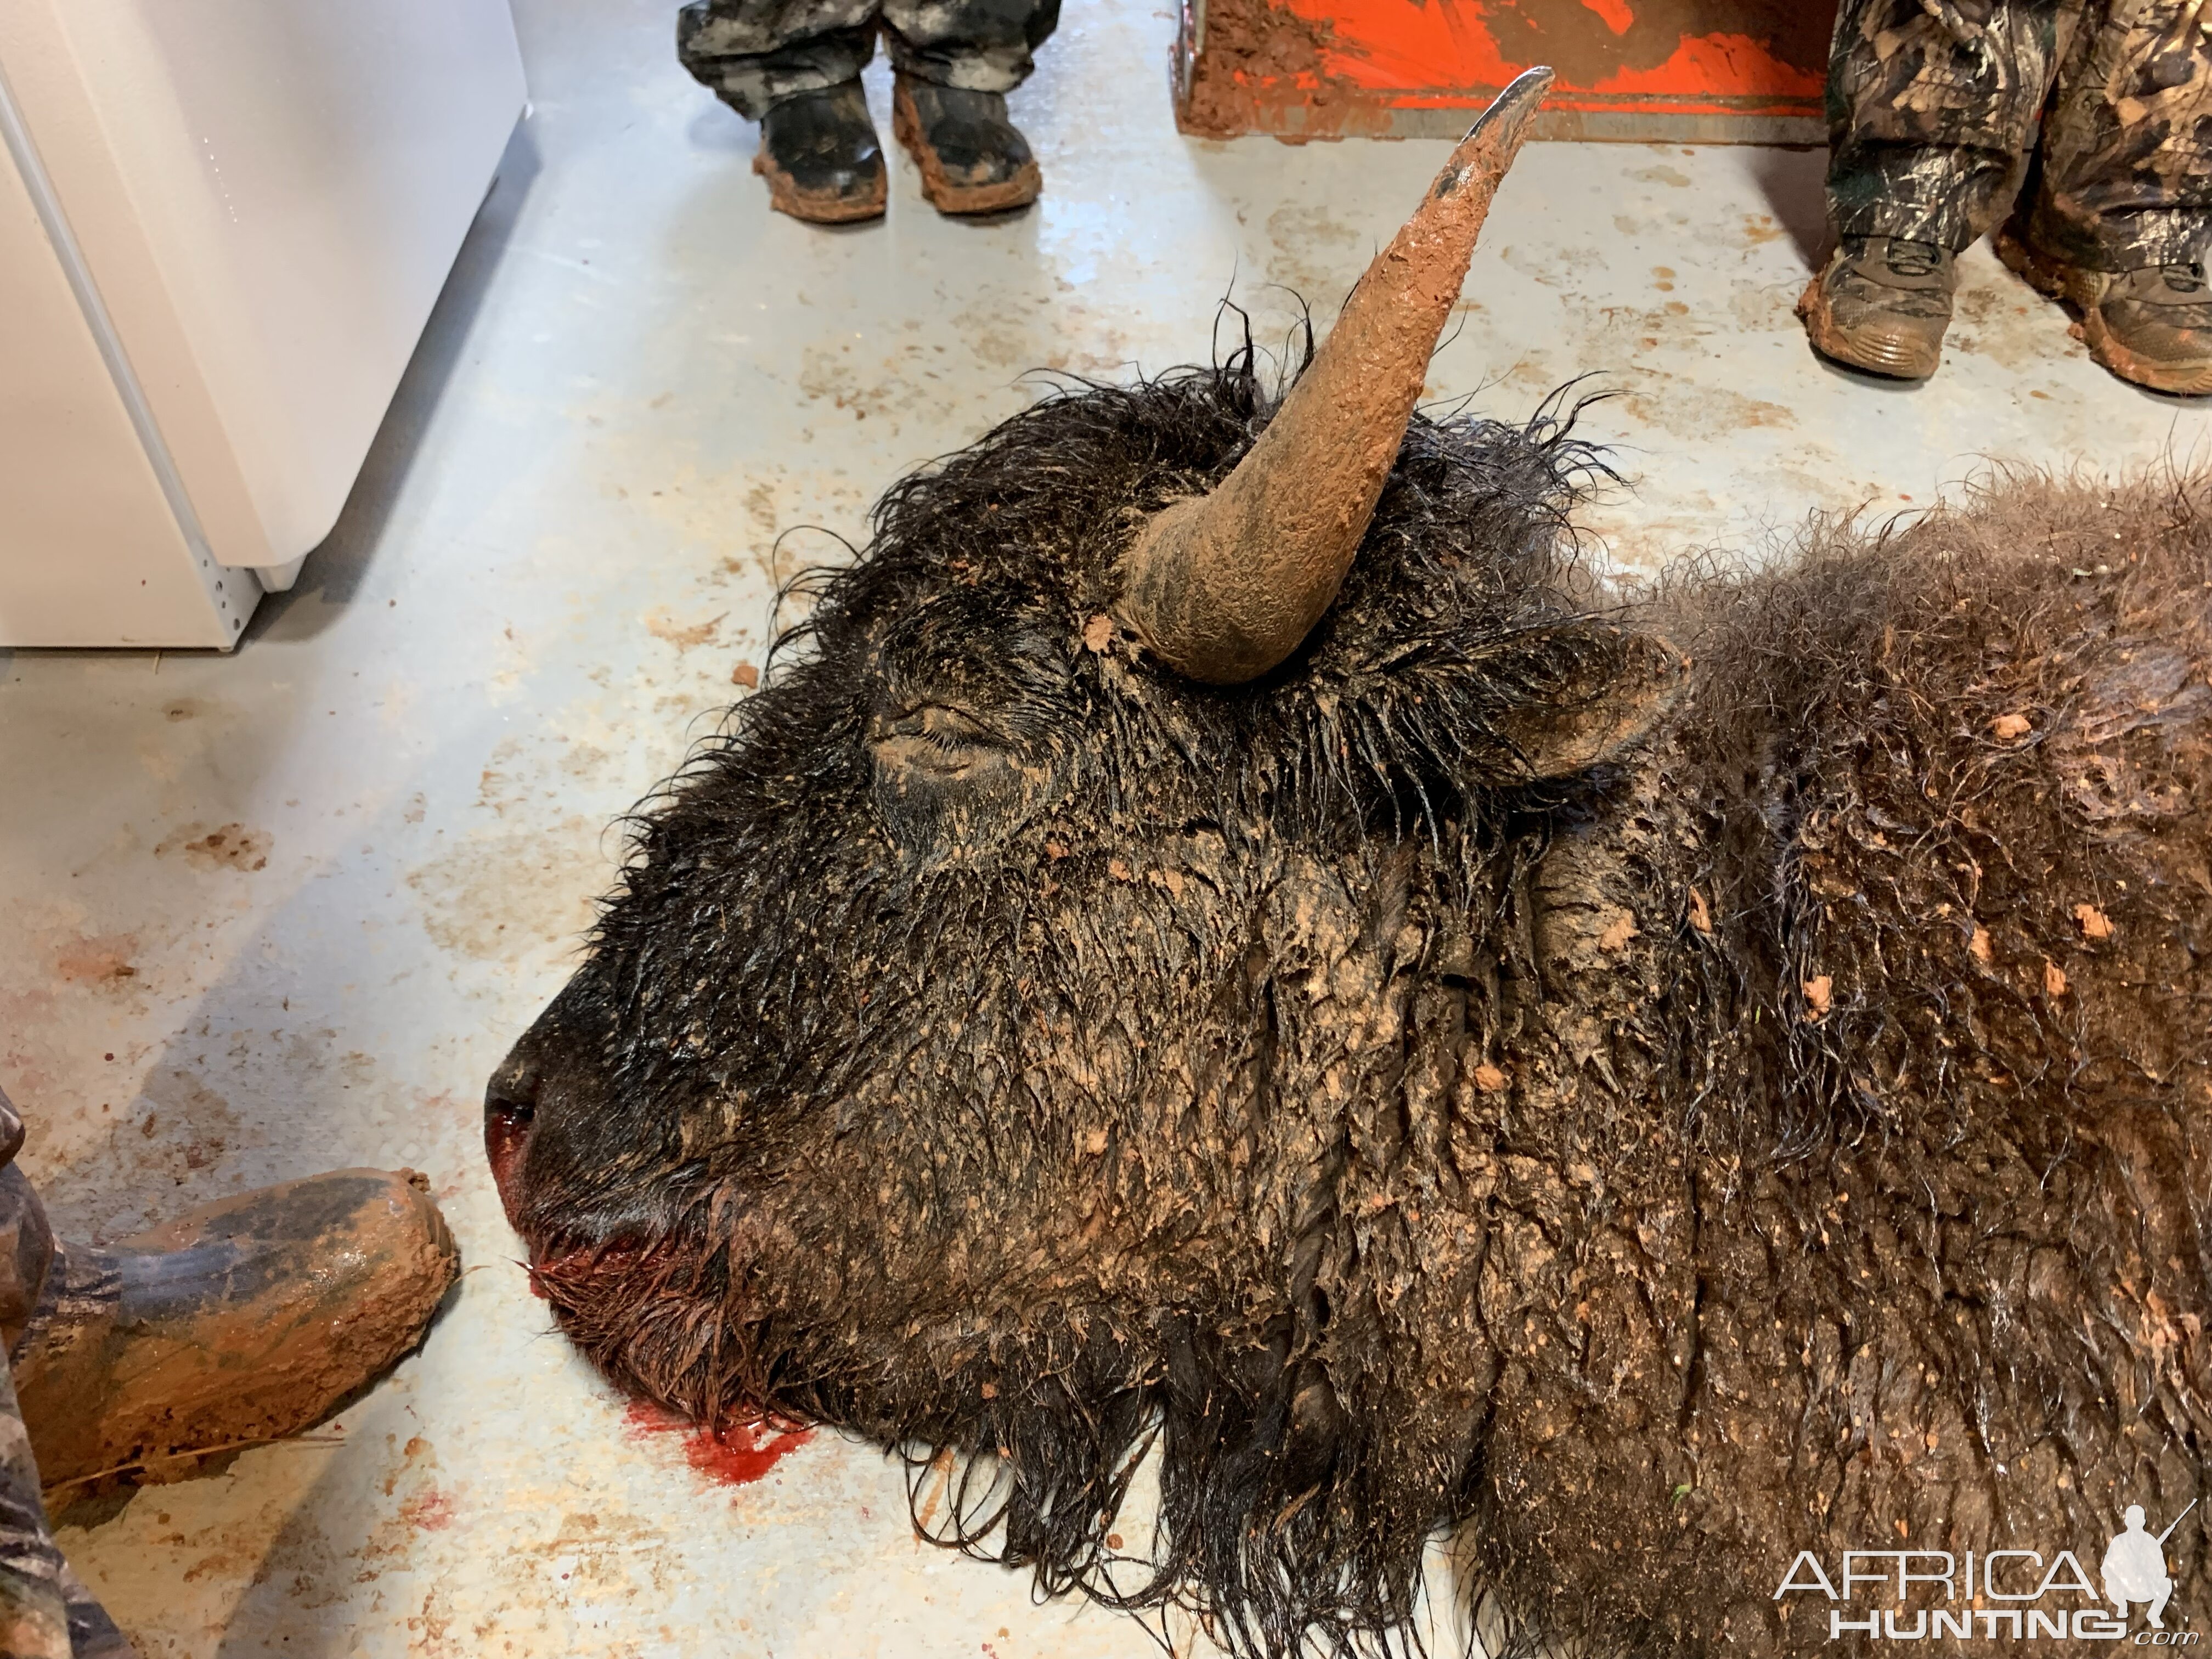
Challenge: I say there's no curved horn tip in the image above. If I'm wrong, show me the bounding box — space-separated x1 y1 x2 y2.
1114 64 1556 688
1451 65 1557 158
1430 66 1553 199
1468 65 1556 143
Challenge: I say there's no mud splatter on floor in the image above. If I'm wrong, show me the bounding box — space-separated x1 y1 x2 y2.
404 816 606 961
155 825 273 872
642 608 726 651
53 934 141 988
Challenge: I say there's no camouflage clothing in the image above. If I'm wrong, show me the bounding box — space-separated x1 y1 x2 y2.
0 1088 134 1659
0 1352 135 1659
0 1352 70 1659
678 0 1059 120
1827 0 2212 270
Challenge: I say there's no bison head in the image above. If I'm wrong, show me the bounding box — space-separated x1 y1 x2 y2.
489 71 1681 1656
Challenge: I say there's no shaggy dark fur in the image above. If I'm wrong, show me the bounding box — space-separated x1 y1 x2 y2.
489 352 2211 1658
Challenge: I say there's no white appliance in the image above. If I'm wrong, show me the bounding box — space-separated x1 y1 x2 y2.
0 0 526 648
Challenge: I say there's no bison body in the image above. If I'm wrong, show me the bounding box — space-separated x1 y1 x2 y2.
485 80 2212 1659
490 359 2211 1655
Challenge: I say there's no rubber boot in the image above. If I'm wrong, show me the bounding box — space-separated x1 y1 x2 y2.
1797 235 1957 380
12 1167 459 1494
1998 227 2212 397
892 77 1041 215
754 82 887 225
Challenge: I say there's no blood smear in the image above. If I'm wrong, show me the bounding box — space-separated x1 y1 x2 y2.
626 1400 815 1486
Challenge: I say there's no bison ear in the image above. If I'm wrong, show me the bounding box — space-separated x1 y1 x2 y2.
1491 631 1688 781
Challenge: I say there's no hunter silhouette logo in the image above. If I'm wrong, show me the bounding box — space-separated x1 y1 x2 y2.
1775 1502 2199 1643
2106 1503 2195 1631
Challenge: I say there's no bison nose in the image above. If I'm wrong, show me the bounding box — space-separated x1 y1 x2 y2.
484 1050 540 1232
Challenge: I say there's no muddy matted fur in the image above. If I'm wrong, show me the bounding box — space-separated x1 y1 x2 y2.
496 356 2210 1658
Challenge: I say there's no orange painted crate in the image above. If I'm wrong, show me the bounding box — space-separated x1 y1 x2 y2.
1175 0 1836 143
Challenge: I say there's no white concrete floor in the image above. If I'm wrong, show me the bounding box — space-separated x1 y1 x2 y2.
3 0 2207 1652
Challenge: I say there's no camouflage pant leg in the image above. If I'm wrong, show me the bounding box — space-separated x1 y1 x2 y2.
678 0 879 117
0 1361 134 1659
678 0 1057 116
2024 0 2212 268
878 0 1060 94
0 1353 69 1659
0 1084 133 1659
1826 0 2085 249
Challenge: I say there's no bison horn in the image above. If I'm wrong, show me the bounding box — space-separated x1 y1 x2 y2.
1115 67 1556 685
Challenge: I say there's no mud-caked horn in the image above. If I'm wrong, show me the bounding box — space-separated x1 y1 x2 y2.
1114 67 1555 685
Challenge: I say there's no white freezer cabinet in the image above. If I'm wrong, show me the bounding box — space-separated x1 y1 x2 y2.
0 0 527 647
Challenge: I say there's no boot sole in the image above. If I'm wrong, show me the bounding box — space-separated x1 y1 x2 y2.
1996 228 2212 397
1796 274 1942 380
892 82 1041 216
753 149 886 225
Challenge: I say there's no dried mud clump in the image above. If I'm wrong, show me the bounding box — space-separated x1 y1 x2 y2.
494 354 2211 1659
1177 0 1389 142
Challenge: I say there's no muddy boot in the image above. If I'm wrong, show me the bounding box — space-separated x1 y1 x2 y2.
1998 229 2212 396
892 77 1041 216
13 1169 459 1494
753 82 887 225
1797 235 1957 380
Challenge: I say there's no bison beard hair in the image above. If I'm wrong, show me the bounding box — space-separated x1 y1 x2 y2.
521 340 2212 1659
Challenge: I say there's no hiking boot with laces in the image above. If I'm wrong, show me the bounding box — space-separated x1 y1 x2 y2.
1998 228 2212 396
754 82 887 224
1797 235 1957 380
892 77 1041 215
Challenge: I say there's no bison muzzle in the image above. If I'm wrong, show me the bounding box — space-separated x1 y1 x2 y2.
487 69 2212 1658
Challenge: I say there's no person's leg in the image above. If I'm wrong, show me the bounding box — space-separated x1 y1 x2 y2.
2002 0 2212 391
0 1351 75 1659
0 1092 134 1659
881 0 1059 212
677 0 889 222
1802 0 2081 377
1828 0 2075 248
678 0 878 117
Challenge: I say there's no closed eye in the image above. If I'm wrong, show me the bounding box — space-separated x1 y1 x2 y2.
871 703 1008 749
868 702 1020 785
